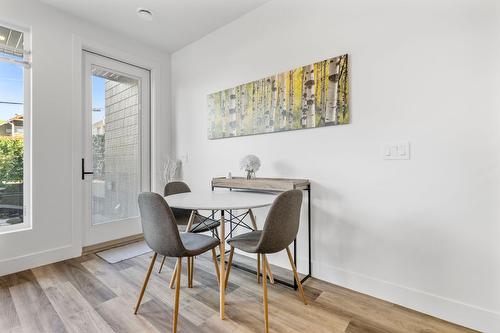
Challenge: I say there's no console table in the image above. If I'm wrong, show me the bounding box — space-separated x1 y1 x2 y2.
211 177 311 290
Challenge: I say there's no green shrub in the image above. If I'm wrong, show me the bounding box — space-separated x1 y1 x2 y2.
0 137 23 184
93 134 105 178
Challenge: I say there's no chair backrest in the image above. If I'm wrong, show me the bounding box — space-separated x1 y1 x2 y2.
256 189 303 254
164 181 192 219
164 181 191 196
138 192 186 257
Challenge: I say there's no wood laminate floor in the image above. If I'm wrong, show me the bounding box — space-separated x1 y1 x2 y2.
0 250 476 333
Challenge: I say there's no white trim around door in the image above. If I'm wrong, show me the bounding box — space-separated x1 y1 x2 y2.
71 37 163 253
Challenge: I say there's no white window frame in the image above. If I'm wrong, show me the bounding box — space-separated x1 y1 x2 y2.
0 22 31 234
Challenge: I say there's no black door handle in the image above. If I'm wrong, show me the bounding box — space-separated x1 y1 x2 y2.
81 158 94 180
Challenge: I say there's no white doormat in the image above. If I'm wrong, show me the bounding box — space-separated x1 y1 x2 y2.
96 240 152 264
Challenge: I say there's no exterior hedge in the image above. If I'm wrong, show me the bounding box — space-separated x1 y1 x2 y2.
0 137 23 184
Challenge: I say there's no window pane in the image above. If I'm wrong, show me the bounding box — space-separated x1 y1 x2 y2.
0 35 24 228
91 66 140 225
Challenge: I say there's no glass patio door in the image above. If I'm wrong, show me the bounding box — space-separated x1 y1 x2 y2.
82 51 150 246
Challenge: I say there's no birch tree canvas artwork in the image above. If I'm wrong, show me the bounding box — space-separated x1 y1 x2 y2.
207 54 349 139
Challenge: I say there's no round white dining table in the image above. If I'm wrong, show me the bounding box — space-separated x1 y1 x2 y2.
164 190 277 320
165 191 277 210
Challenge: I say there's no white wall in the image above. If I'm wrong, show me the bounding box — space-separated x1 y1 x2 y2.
171 0 500 330
0 0 171 275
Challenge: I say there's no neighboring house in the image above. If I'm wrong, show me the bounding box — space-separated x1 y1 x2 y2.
92 119 105 135
0 115 23 137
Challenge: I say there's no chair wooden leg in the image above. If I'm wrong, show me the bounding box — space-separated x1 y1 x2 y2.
187 257 192 288
158 256 166 273
286 246 307 305
192 257 195 287
189 257 194 288
173 257 182 333
211 248 220 285
169 259 179 289
264 255 275 284
134 252 157 314
262 254 269 333
257 253 261 283
224 247 234 289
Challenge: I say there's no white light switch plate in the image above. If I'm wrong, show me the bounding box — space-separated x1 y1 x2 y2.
382 141 410 160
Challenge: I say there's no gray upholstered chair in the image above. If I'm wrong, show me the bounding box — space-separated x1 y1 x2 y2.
225 189 307 333
159 181 220 289
163 181 220 234
134 192 220 333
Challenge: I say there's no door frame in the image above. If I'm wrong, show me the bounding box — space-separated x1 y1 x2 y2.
71 36 162 253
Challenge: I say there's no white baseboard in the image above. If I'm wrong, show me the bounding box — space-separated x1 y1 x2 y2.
313 261 500 332
0 245 81 276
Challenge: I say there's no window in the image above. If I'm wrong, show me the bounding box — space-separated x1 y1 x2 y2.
90 67 142 224
0 24 31 233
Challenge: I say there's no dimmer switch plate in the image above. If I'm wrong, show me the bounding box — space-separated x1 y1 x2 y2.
382 142 410 160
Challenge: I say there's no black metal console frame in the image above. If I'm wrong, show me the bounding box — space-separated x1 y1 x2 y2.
211 182 311 291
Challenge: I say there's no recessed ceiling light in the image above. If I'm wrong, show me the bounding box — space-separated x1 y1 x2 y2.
0 35 5 41
137 8 153 21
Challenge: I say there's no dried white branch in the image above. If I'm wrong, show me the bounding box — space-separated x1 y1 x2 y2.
162 157 181 184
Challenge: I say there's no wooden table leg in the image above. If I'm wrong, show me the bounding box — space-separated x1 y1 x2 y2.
248 209 258 230
219 210 225 319
211 248 220 285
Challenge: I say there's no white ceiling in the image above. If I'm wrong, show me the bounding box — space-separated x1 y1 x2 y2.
39 0 270 53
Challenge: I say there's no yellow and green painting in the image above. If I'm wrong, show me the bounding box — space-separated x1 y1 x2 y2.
207 54 349 139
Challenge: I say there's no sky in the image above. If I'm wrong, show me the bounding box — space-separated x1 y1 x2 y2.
0 60 23 122
92 75 105 123
0 57 106 124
